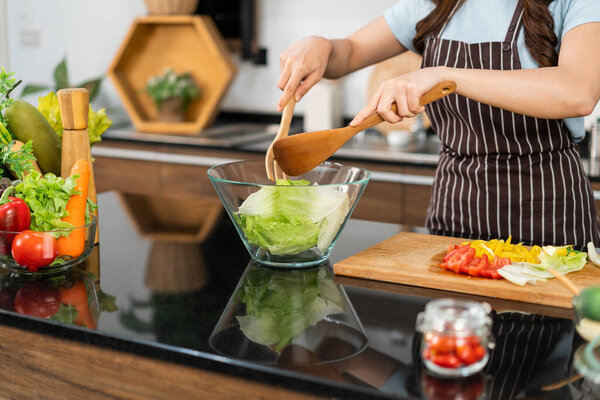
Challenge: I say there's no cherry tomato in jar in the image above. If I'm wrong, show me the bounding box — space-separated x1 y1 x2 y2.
428 334 456 353
11 231 58 271
455 341 479 365
430 353 462 369
13 281 61 318
473 344 486 361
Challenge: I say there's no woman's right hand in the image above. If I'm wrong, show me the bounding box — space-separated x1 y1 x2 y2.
277 36 332 111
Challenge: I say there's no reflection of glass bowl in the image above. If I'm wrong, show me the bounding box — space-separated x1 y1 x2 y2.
0 216 97 276
207 160 370 268
209 262 368 366
570 338 600 398
574 286 600 341
0 268 100 329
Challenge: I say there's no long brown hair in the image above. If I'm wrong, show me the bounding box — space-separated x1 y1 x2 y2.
413 0 558 67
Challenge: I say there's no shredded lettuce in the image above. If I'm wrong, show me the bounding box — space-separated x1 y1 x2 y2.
236 179 350 255
499 245 588 285
236 267 345 352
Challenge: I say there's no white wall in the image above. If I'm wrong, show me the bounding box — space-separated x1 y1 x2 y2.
2 0 396 120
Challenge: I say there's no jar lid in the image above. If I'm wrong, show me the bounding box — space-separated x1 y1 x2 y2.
416 298 492 336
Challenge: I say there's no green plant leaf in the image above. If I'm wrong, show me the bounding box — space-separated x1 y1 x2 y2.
53 58 69 90
78 78 102 102
20 84 50 98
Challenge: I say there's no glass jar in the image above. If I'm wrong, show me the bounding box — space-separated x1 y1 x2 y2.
416 298 493 378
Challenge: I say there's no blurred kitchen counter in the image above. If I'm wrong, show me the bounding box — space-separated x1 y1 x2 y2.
92 125 600 227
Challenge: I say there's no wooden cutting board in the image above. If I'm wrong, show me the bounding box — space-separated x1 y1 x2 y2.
334 232 600 309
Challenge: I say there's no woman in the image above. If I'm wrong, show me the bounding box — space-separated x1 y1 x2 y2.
276 0 600 249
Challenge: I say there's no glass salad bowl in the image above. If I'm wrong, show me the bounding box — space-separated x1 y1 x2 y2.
0 216 97 276
207 160 371 268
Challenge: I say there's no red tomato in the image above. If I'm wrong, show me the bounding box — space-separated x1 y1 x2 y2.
429 334 455 353
473 344 486 361
430 353 462 368
11 231 58 271
14 281 61 318
455 342 478 365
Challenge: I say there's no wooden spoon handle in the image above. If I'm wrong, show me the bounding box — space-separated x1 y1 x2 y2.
549 269 580 295
349 80 457 133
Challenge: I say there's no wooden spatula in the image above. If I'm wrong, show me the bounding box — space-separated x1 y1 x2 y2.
273 80 456 176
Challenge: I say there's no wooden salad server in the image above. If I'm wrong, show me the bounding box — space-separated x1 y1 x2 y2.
57 88 99 245
273 80 456 176
265 97 295 181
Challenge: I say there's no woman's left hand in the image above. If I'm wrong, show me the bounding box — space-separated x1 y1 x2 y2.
350 67 445 126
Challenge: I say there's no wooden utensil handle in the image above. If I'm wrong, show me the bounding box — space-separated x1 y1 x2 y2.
57 88 90 130
350 80 456 133
420 80 456 106
276 98 296 140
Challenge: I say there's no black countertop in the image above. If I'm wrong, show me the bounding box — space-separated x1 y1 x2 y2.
0 190 590 400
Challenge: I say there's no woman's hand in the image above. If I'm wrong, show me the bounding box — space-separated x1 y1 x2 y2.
277 36 332 111
350 67 446 126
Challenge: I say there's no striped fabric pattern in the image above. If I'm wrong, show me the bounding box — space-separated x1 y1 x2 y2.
422 0 600 249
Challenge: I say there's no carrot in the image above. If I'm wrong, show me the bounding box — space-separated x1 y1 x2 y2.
59 279 96 329
57 159 89 258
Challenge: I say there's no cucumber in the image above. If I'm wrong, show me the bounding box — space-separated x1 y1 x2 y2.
4 99 61 175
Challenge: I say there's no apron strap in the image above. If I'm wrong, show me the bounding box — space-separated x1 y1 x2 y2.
504 0 525 44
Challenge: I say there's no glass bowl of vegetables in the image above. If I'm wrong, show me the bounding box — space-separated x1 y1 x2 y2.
0 216 97 275
207 160 370 268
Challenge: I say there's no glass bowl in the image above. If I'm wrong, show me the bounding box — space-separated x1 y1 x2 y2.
207 160 370 268
0 216 97 276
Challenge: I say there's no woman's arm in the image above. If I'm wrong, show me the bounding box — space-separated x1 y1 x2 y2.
351 22 600 125
277 16 406 111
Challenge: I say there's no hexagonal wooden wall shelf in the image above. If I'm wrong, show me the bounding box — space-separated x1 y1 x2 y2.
107 15 237 135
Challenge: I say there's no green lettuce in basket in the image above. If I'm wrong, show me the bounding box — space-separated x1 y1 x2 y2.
235 179 350 255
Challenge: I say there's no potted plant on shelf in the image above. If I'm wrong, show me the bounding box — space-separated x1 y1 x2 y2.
145 68 201 122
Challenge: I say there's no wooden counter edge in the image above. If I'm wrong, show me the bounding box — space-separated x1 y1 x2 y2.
0 324 325 400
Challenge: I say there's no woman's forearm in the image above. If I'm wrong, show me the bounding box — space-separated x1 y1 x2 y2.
324 16 407 79
323 39 353 79
441 65 599 119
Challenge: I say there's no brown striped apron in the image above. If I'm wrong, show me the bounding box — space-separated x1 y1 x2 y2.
423 0 600 249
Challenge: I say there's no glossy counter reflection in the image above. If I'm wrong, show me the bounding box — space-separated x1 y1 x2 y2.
209 262 368 366
0 191 590 400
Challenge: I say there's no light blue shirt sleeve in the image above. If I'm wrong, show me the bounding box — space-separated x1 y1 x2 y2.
383 0 434 53
553 0 600 41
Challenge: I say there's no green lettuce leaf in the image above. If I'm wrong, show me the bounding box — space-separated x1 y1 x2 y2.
49 304 79 324
236 267 345 352
14 171 78 231
236 179 350 255
37 92 112 145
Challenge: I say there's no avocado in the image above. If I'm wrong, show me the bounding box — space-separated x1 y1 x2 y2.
4 100 61 175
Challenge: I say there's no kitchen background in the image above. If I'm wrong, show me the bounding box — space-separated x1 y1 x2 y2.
0 0 599 128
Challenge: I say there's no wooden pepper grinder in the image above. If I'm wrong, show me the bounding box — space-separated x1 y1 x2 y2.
57 88 98 243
